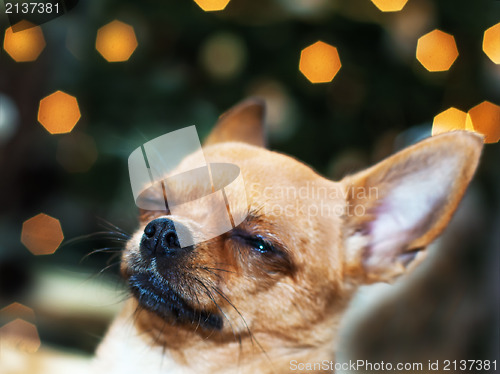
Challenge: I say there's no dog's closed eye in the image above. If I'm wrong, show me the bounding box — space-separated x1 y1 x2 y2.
238 234 275 254
230 232 296 276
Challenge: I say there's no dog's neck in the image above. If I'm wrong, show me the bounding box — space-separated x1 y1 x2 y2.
94 298 349 374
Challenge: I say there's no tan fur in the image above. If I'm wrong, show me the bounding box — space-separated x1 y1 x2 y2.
93 100 483 373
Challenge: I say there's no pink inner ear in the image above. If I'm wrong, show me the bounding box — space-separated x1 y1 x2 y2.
363 166 453 273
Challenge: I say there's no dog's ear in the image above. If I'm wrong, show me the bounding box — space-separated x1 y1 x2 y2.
340 131 483 282
204 98 267 147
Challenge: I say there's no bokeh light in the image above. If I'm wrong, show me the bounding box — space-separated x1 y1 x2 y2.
96 20 138 62
3 21 46 62
38 91 81 134
247 79 298 142
57 132 98 173
432 107 469 136
483 23 500 64
200 33 247 80
21 213 64 255
0 303 36 323
389 0 436 59
465 101 500 144
193 0 231 11
416 29 459 72
66 22 86 60
0 93 20 144
277 0 332 17
3 20 46 62
299 41 341 83
327 149 368 181
0 319 40 353
371 0 408 12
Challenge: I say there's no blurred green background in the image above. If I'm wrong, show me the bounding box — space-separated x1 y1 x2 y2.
0 0 499 366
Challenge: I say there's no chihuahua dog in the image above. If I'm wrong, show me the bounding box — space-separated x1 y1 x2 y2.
93 99 483 373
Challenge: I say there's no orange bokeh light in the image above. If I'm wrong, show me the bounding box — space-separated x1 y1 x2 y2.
371 0 408 12
416 29 459 72
432 107 469 136
96 20 138 62
0 319 40 353
0 303 36 323
299 41 341 83
38 91 81 134
466 101 500 144
3 20 46 62
193 0 231 11
483 23 500 64
21 213 64 255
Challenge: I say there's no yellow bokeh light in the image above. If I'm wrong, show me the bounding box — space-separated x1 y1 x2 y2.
483 23 500 64
3 20 46 62
21 213 64 255
96 20 138 62
371 0 408 12
193 0 231 11
247 79 297 142
416 29 459 72
200 33 246 80
466 101 500 144
299 41 341 83
432 107 469 136
38 91 81 134
0 319 40 353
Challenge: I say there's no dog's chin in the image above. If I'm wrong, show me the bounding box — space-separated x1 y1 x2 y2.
128 272 223 331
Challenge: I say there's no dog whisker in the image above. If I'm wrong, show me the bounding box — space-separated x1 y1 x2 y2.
200 266 235 274
97 261 121 275
194 266 233 280
190 277 239 343
80 247 124 262
152 319 168 352
207 284 272 366
187 279 203 334
96 216 132 236
63 231 130 247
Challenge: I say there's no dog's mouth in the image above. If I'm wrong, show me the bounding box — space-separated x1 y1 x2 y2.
128 272 223 330
128 271 223 331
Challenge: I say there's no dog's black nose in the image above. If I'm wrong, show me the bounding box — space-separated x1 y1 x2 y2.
141 218 184 257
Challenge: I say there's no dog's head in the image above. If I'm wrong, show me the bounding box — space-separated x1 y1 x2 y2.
120 99 483 347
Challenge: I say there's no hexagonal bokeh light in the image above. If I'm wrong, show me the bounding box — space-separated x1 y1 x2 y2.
3 20 46 62
38 91 81 134
193 0 231 11
0 319 40 353
466 101 500 144
371 0 408 12
96 20 138 62
0 303 36 323
416 29 459 72
483 22 500 64
432 107 470 136
299 41 341 83
21 213 64 255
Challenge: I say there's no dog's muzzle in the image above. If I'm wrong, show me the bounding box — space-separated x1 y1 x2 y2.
130 217 223 330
